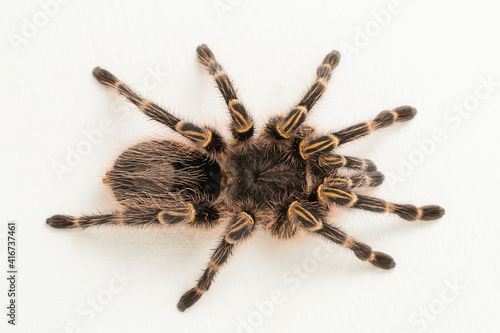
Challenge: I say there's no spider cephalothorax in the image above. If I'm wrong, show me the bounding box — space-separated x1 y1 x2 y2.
47 44 445 311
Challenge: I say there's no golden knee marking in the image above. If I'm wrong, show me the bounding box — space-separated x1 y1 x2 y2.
276 105 307 138
364 175 372 187
158 203 196 225
199 130 213 148
323 188 358 207
225 237 238 244
287 201 299 218
324 177 353 189
239 212 254 223
359 159 367 171
295 105 308 114
319 154 347 168
327 134 340 149
298 140 307 159
317 185 358 207
317 77 328 85
275 124 291 139
390 110 399 121
346 193 358 208
340 155 348 166
416 208 423 220
228 99 239 108
174 120 188 133
175 121 213 148
288 201 322 232
300 134 339 160
228 99 253 133
225 212 254 244
158 212 168 225
343 236 354 248
73 218 81 227
115 212 126 225
187 204 196 222
386 202 396 214
317 184 325 202
367 121 375 133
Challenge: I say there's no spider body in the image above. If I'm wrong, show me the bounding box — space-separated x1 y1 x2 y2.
224 136 306 209
47 44 445 311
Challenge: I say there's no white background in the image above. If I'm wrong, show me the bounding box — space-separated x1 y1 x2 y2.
1 0 500 332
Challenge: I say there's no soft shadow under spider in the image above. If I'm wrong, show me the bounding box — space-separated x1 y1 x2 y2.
47 44 445 312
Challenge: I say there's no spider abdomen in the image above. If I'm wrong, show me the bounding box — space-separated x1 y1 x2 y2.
105 139 222 210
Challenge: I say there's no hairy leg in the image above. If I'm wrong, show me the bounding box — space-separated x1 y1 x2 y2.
269 50 340 139
318 154 378 172
92 67 225 155
323 172 385 189
47 203 220 229
286 201 395 269
177 212 255 311
317 223 395 269
46 210 159 228
333 106 417 146
298 106 417 160
197 44 254 141
317 184 445 221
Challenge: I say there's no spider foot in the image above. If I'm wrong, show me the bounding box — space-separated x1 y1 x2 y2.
419 205 445 221
46 215 77 229
177 288 203 312
369 252 396 270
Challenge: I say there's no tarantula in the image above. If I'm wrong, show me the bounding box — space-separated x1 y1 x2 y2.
47 44 445 311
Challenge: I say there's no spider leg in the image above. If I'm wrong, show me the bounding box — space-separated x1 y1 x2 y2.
317 223 395 269
317 183 445 221
47 203 220 229
318 154 378 173
287 201 395 269
92 67 225 155
177 212 255 311
324 172 385 189
333 106 417 146
269 49 340 139
299 134 340 160
196 44 254 141
298 106 417 160
46 210 159 228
